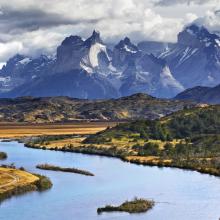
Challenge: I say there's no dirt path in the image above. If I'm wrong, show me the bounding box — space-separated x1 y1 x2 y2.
0 171 19 189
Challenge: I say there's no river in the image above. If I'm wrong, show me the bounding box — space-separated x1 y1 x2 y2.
0 141 220 220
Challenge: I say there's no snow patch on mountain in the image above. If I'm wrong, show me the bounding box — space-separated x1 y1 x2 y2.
215 39 220 47
89 43 108 68
0 76 10 83
19 58 31 65
160 66 184 90
124 45 137 53
177 47 198 66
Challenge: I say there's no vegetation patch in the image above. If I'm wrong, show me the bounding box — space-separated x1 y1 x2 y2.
0 152 7 160
97 198 154 214
34 174 53 190
36 164 94 176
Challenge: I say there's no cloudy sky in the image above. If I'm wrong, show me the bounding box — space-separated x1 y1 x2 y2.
0 0 220 65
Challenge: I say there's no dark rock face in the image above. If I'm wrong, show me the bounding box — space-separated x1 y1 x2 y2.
84 30 103 46
112 37 140 69
55 35 85 73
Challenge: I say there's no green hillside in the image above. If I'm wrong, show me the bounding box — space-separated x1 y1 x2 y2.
84 105 220 176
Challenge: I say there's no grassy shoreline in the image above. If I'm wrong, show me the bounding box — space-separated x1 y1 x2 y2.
24 140 220 178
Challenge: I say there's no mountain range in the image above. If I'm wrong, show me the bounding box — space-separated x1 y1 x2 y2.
0 24 220 99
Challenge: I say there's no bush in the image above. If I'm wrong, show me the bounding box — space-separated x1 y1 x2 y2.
34 174 53 191
0 152 7 160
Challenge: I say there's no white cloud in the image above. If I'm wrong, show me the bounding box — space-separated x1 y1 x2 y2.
194 10 220 32
0 0 219 62
185 13 198 23
154 0 219 6
0 41 23 61
0 62 6 69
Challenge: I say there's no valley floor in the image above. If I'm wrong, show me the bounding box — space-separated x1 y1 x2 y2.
0 122 116 139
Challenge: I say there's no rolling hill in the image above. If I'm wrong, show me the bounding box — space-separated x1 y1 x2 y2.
0 93 194 123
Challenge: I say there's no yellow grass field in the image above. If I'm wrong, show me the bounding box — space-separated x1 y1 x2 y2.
0 168 39 194
0 122 117 138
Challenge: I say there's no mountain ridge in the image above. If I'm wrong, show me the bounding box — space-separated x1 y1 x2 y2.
0 93 195 123
0 30 183 99
175 85 220 104
0 24 220 99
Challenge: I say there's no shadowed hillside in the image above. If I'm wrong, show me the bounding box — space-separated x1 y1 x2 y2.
0 93 194 123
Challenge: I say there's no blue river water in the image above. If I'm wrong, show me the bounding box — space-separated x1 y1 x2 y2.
0 141 220 220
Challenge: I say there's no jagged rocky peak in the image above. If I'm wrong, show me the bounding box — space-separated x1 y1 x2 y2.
112 37 140 68
4 54 32 68
115 37 138 53
59 30 102 49
61 35 84 46
55 30 110 74
1 54 32 75
56 34 87 72
84 30 103 46
80 30 110 72
8 54 26 62
178 24 220 48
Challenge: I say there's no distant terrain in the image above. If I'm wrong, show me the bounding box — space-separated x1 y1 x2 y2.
175 85 220 104
0 93 194 123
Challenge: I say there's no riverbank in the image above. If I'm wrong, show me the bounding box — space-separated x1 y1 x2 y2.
1 139 220 220
24 134 220 178
36 164 94 176
0 166 52 202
